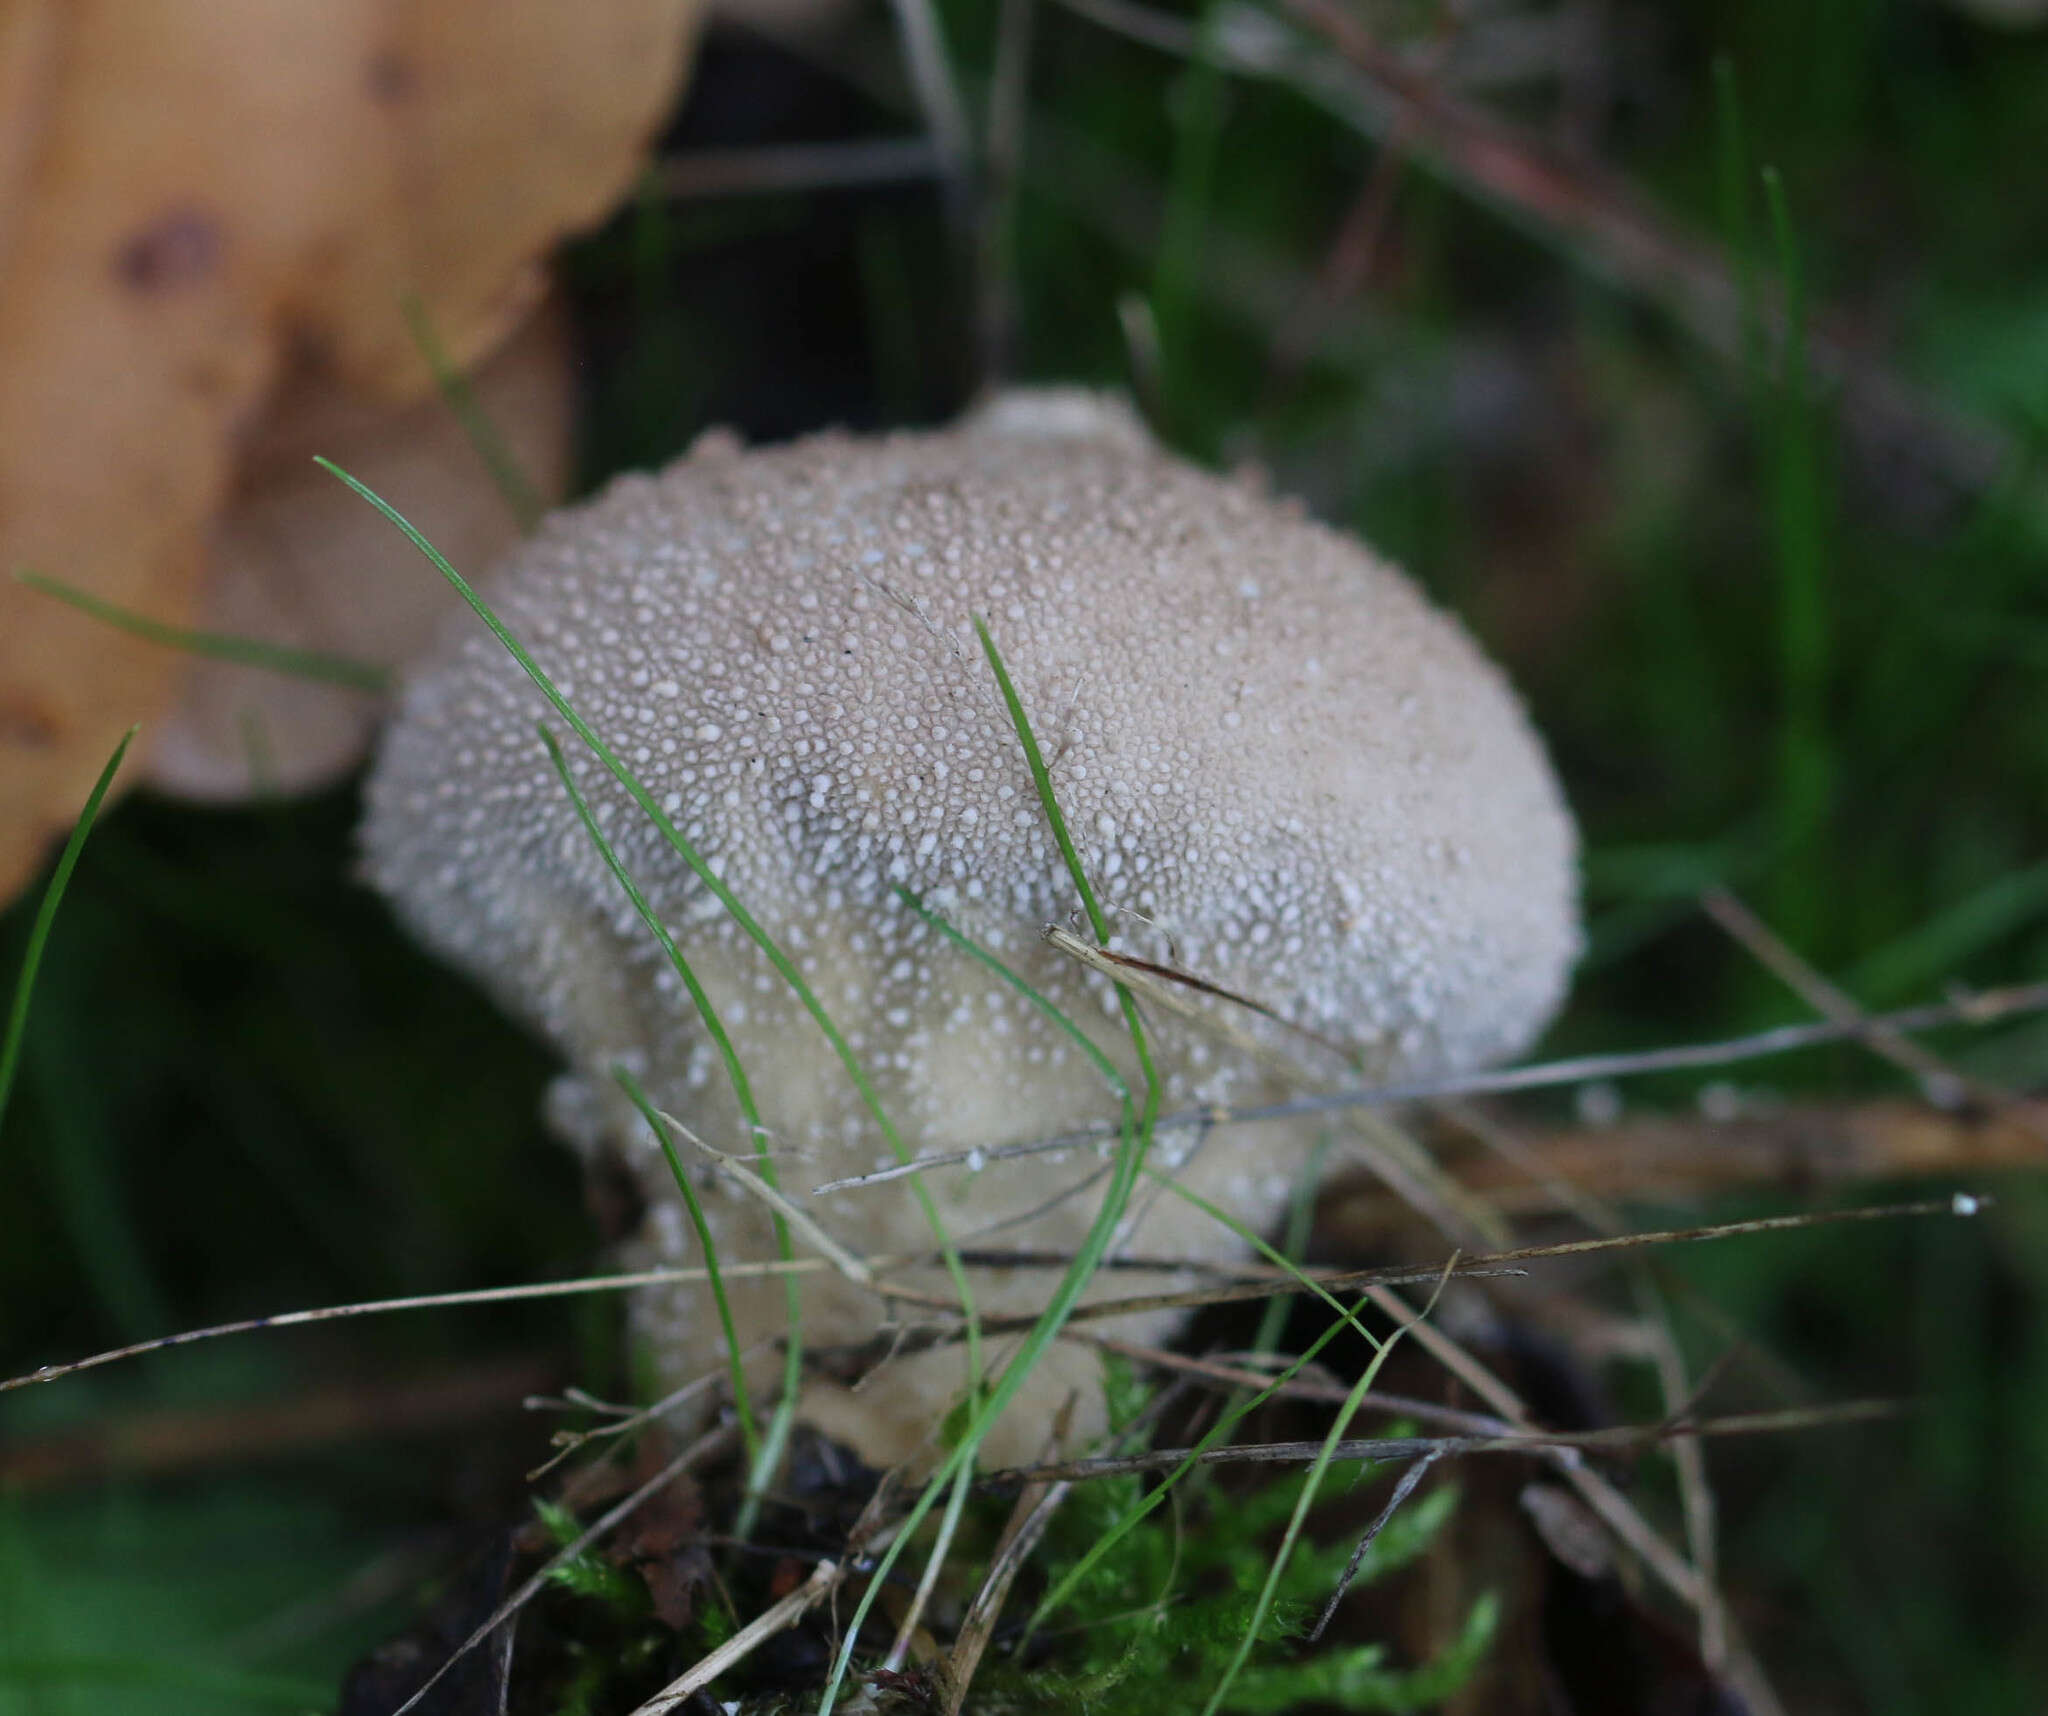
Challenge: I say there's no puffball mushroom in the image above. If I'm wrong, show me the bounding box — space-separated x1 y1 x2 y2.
361 391 1580 1470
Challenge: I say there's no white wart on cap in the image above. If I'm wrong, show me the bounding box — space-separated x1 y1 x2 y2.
361 391 1580 1467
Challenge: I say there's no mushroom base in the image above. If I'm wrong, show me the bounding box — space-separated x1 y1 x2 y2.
553 1065 1329 1475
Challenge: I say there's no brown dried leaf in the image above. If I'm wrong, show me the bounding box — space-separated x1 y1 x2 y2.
613 1471 709 1632
0 0 701 901
144 297 575 801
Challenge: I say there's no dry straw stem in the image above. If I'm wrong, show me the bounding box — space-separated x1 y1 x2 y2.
389 1424 737 1716
975 1400 1901 1488
630 1408 930 1713
1310 1449 1445 1641
941 1453 1074 1713
1449 1098 1737 1665
656 1106 877 1290
1701 888 1985 1109
0 1354 556 1491
1357 1275 1788 1716
1637 1274 1724 1664
885 0 973 218
810 978 2048 1194
1042 923 1510 1245
657 136 941 199
1671 884 2043 1665
948 1196 1984 1336
1411 1101 2048 1217
1068 1334 1525 1438
630 1557 847 1715
0 1260 845 1396
5 1194 1979 1397
524 1352 766 1482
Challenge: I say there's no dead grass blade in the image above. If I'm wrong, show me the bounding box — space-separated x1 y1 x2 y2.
631 1557 847 1715
658 137 942 199
1416 1101 2047 1217
810 979 2048 1193
975 1400 1901 1486
657 1107 877 1289
1308 1449 1444 1641
941 1465 1072 1714
1043 924 1510 1246
2 1260 843 1395
391 1426 736 1716
1702 888 1981 1110
998 1195 1985 1332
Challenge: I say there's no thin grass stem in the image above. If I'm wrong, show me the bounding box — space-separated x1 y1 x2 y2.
1711 56 1761 380
1025 1282 1377 1636
1150 0 1228 441
1199 1267 1450 1716
1761 165 1832 943
318 460 984 1516
13 572 386 692
812 980 2048 1191
399 293 546 529
815 622 1163 1713
615 1075 762 1463
0 727 136 1134
536 721 778 1490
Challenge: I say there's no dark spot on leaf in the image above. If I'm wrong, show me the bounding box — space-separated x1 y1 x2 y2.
367 50 416 104
114 209 221 292
0 693 59 750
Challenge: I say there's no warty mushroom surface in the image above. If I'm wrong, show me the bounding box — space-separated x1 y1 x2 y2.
360 390 1581 1468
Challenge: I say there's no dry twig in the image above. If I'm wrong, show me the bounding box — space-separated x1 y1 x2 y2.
809 979 2048 1193
977 1400 1900 1487
392 1426 737 1716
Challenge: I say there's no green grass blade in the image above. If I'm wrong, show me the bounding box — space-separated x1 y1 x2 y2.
1151 0 1228 443
614 1069 776 1478
903 888 1346 1375
1847 859 2048 1006
1022 1170 1399 1645
13 570 388 692
1027 1283 1378 1636
904 879 1388 1649
0 726 135 1136
970 613 1119 951
900 883 1389 1601
1198 1276 1447 1716
1761 166 1833 945
1138 1188 1435 1714
896 885 1132 1107
1250 1133 1332 1363
535 720 774 1466
31 1017 174 1343
816 624 1166 1713
399 292 547 530
319 461 983 1491
1148 1164 1373 1354
1712 55 1762 381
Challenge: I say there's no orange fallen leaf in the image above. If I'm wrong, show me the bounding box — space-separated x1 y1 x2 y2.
0 0 702 902
146 298 575 802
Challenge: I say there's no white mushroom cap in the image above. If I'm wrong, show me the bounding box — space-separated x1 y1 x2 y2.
360 391 1579 1465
